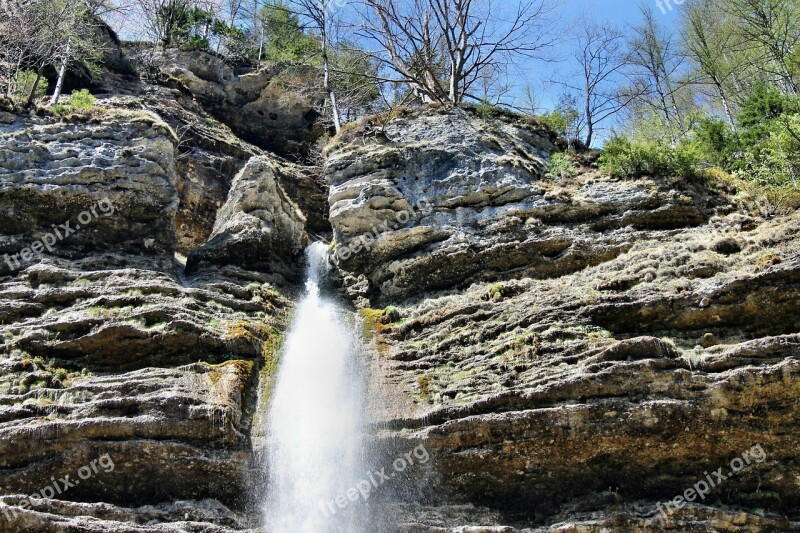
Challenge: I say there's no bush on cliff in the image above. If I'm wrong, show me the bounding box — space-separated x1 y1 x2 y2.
598 137 700 179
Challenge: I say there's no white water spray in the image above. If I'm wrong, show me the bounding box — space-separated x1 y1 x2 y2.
263 242 368 532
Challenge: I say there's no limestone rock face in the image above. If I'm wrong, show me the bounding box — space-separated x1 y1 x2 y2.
186 156 308 284
329 110 800 531
97 89 329 255
3 96 800 533
145 49 324 158
326 108 716 303
0 107 294 531
363 206 800 527
0 112 179 274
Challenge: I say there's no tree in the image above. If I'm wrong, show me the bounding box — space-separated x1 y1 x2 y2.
258 1 317 61
131 0 217 48
626 6 691 143
541 94 581 146
0 0 104 106
556 18 635 147
682 0 746 129
329 42 381 122
355 0 558 105
286 0 342 131
721 0 800 94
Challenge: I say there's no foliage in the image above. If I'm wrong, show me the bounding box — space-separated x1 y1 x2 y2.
156 2 213 48
211 19 250 63
474 99 503 120
546 152 577 181
69 88 95 109
540 97 581 141
259 1 318 62
1 0 105 105
598 137 700 179
690 117 738 168
10 70 48 101
416 375 432 398
692 87 800 200
329 42 381 122
50 88 98 114
181 35 210 50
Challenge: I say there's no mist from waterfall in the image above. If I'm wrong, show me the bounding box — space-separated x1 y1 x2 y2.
262 242 369 532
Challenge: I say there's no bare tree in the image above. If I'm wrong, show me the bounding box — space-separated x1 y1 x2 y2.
329 41 381 122
554 18 636 147
683 0 745 129
289 0 342 131
627 6 690 143
355 0 558 105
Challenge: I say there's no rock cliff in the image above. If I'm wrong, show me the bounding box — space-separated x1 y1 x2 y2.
326 107 721 304
0 103 294 531
1 69 799 532
330 107 800 530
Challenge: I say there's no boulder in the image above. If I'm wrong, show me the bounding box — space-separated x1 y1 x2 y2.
186 156 307 284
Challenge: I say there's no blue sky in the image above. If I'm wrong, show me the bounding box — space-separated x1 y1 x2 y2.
527 0 683 110
503 0 684 142
566 0 681 26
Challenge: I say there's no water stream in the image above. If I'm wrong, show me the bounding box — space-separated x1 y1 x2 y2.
262 242 369 532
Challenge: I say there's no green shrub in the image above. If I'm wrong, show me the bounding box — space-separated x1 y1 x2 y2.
474 99 501 120
69 89 95 110
539 96 581 141
546 152 577 181
12 70 48 101
381 306 401 323
487 283 507 301
417 375 432 397
691 118 738 168
598 137 700 179
181 36 210 51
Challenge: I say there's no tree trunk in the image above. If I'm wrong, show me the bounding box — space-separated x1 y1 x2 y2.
258 25 264 63
7 54 23 98
51 42 71 106
320 27 341 132
324 55 342 133
25 67 44 107
584 86 593 147
718 86 737 133
585 122 593 148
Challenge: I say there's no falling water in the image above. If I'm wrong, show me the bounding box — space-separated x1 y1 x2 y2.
263 242 368 532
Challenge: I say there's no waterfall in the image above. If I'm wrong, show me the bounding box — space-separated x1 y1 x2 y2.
262 242 369 532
